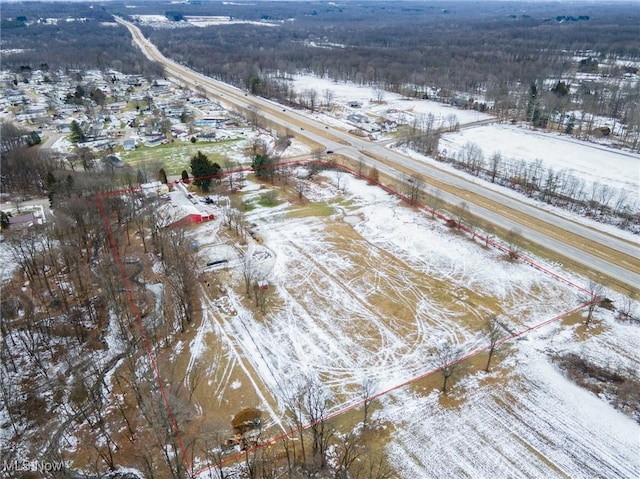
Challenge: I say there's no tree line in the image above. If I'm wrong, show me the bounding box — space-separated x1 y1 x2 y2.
134 1 639 150
436 141 639 231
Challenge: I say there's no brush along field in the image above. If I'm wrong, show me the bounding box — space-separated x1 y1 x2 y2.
185 171 639 477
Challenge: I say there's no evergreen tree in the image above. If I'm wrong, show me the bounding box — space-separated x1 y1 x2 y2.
73 84 85 104
26 130 41 146
90 88 106 106
190 151 220 192
46 171 56 189
65 174 74 195
551 80 570 97
251 153 273 178
69 120 85 144
525 82 538 123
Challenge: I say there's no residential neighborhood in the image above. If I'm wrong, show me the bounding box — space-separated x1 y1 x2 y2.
0 67 237 169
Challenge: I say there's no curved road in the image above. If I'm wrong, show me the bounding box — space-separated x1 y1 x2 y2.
116 17 639 291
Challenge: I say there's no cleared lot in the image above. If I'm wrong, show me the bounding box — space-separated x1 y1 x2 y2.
181 171 639 477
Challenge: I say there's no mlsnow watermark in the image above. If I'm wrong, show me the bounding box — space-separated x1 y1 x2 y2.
2 459 66 473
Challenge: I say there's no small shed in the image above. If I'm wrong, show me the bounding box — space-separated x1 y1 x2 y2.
6 212 36 229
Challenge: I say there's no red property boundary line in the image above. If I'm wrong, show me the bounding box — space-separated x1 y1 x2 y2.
95 159 597 478
96 190 193 475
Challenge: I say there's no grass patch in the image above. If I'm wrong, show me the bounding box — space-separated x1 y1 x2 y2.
257 191 281 207
287 202 335 218
119 138 246 175
242 200 256 212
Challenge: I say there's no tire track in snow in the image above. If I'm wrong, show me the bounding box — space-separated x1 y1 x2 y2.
200 286 286 433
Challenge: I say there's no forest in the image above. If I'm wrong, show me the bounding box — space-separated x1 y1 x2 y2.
129 0 640 143
0 2 163 79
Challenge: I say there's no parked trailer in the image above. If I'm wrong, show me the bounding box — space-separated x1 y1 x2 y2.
206 259 228 267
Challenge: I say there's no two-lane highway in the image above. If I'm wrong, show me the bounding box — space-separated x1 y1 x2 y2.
115 16 639 292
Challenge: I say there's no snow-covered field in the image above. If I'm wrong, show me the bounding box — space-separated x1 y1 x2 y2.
290 74 492 126
130 14 278 28
440 124 640 194
190 171 640 477
384 336 640 478
282 73 638 231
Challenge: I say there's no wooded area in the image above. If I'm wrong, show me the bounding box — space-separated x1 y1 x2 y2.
1 2 163 78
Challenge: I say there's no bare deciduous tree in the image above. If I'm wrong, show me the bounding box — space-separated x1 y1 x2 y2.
484 315 505 372
295 178 307 201
406 173 425 203
335 432 361 479
505 227 524 260
335 170 347 193
360 378 375 429
302 377 333 469
488 152 502 183
323 88 335 108
453 201 470 229
434 341 465 394
425 187 443 218
584 281 604 327
368 166 380 185
617 293 637 323
162 227 199 332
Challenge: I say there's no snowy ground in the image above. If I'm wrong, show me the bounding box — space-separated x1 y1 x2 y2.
188 170 639 477
0 237 17 283
439 123 640 194
384 334 640 478
290 74 492 127
130 14 278 28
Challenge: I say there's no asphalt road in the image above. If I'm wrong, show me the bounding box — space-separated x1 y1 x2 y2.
116 17 639 291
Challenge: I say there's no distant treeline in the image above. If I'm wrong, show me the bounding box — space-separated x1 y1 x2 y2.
1 2 163 77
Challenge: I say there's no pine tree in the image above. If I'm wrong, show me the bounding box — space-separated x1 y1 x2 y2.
525 82 538 123
69 120 85 144
251 154 272 178
190 151 220 192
